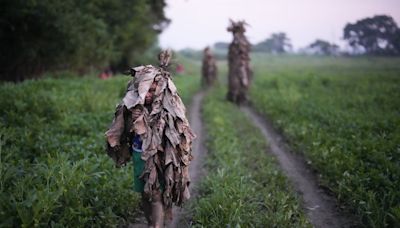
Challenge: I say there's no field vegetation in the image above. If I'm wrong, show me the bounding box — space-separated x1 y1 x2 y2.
250 54 400 227
2 52 399 227
0 70 199 227
191 87 310 227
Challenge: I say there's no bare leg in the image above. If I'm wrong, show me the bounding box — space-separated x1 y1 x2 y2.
141 193 152 226
151 190 164 228
164 206 173 222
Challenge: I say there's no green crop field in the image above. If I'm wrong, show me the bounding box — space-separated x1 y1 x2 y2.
250 54 400 227
191 87 310 227
1 53 399 227
0 69 199 227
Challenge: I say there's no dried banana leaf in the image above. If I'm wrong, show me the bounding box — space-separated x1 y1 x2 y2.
105 57 195 208
227 20 253 104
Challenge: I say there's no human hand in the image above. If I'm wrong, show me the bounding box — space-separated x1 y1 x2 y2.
131 107 142 120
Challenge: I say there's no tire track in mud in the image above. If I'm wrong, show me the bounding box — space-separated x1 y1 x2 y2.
168 90 207 227
242 106 357 228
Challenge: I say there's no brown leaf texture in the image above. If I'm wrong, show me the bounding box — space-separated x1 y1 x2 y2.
104 104 132 167
202 46 218 87
105 63 195 208
227 20 253 104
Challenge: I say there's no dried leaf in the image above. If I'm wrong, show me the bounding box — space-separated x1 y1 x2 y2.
227 20 252 104
105 56 196 207
202 46 218 86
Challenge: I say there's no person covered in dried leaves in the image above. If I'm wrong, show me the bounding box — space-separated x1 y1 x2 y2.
105 50 195 228
201 46 218 87
226 19 252 104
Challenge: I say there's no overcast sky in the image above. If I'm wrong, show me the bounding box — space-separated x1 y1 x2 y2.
159 0 400 51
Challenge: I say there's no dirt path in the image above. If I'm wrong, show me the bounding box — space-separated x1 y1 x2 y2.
168 90 207 227
242 106 356 228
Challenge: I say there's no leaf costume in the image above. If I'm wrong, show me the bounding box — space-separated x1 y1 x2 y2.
105 52 195 209
227 20 252 104
201 47 218 87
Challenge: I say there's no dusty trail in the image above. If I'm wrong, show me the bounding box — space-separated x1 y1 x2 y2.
168 91 207 227
242 106 356 228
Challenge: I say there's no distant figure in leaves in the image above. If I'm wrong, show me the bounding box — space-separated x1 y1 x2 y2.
201 46 218 87
105 50 195 227
226 20 252 104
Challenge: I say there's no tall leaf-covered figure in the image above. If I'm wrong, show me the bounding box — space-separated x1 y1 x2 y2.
226 20 252 104
201 46 218 87
105 50 195 227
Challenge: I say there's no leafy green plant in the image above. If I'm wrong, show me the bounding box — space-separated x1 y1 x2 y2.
250 54 400 227
0 70 199 226
192 87 310 227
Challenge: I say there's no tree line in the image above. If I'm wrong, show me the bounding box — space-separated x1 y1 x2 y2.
251 15 400 56
0 0 169 82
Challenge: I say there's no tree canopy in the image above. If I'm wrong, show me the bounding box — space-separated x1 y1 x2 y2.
0 0 169 81
213 42 229 50
253 32 292 54
306 39 339 56
344 15 400 55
